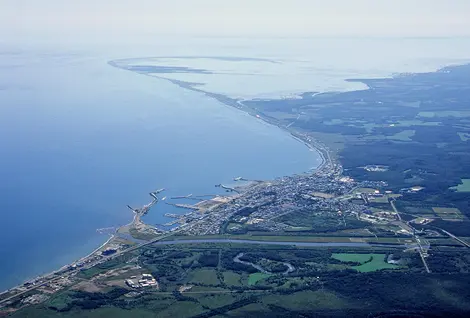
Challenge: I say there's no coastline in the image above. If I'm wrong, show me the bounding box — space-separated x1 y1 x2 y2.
109 60 330 172
0 233 117 296
7 58 463 296
8 56 456 296
1 62 330 296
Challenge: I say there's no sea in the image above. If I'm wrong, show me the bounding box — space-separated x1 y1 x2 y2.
1 36 470 291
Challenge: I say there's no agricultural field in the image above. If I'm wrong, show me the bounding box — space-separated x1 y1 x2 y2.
432 207 465 221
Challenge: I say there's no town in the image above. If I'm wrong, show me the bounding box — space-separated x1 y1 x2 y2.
0 149 464 313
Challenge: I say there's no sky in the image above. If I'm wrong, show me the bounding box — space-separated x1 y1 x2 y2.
1 0 470 43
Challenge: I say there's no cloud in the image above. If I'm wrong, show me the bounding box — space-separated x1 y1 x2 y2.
2 0 470 42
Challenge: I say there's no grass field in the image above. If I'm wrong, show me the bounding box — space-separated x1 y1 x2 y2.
262 290 347 311
248 273 271 286
432 207 464 220
188 269 220 285
223 271 243 286
128 228 159 241
450 179 470 193
353 187 378 194
332 253 399 272
332 253 375 263
153 301 205 317
225 303 267 317
196 294 240 309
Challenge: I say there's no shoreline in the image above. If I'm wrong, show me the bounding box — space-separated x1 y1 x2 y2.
109 60 331 172
1 62 332 296
0 232 118 296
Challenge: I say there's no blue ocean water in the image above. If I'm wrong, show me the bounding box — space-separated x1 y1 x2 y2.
0 50 320 290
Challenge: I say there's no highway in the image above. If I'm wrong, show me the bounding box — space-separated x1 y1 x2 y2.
390 199 431 273
435 227 470 248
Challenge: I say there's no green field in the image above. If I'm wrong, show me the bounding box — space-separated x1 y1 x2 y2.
332 253 376 263
262 290 347 311
432 207 464 220
332 253 399 272
128 228 159 241
450 179 470 192
248 273 271 286
353 187 378 194
188 269 220 285
223 271 243 286
196 294 240 309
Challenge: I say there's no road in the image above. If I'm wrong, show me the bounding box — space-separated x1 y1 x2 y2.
435 227 470 248
390 199 402 221
415 237 431 273
390 199 431 273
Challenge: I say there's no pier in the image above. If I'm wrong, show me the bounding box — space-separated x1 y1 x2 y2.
233 176 248 181
170 194 193 199
215 184 239 193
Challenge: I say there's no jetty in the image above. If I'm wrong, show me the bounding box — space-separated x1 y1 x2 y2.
233 176 248 181
215 184 239 193
170 194 193 199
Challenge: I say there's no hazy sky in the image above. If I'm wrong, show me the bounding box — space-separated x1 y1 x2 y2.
2 0 470 41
